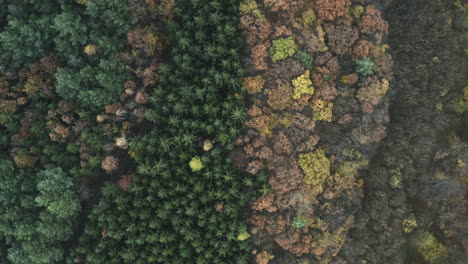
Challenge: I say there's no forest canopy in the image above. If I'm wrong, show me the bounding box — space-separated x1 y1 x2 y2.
0 0 466 264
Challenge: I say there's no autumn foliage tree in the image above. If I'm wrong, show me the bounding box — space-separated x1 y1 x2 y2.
262 0 304 17
314 0 350 21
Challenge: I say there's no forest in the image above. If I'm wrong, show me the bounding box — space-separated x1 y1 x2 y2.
0 0 466 264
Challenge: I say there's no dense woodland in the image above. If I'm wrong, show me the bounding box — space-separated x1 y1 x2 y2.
0 0 466 264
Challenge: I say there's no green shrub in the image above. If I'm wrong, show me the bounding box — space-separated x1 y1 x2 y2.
52 11 88 62
295 50 313 70
35 167 81 219
356 57 376 76
55 59 128 109
292 215 307 229
268 37 298 62
55 68 81 100
0 16 55 68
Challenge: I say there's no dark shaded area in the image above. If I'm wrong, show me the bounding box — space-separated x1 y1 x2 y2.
339 0 466 263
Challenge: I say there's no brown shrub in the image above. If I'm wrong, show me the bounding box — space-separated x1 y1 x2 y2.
124 80 136 94
267 81 293 110
275 188 317 214
52 124 70 142
296 136 320 152
16 96 28 105
314 0 350 21
352 40 373 59
61 113 74 124
268 158 303 194
273 26 292 38
245 111 270 132
246 160 265 175
311 72 324 88
133 107 146 123
46 102 82 143
127 27 159 56
356 77 389 108
135 91 149 104
156 0 175 22
298 26 328 53
22 56 57 97
316 82 338 101
265 215 287 235
272 131 293 155
368 46 394 79
324 20 359 55
39 56 58 75
13 155 37 168
117 173 135 192
252 193 278 212
256 146 274 160
252 136 267 149
102 156 119 173
352 123 387 144
250 214 267 230
230 148 249 170
101 228 108 239
19 121 33 138
314 52 333 66
255 251 274 264
337 114 353 124
325 56 341 76
291 94 313 111
0 99 18 114
262 0 304 17
283 127 311 149
341 73 359 85
128 0 150 18
266 58 303 81
58 100 76 113
214 202 224 212
243 75 265 94
105 103 121 114
251 43 270 70
274 231 312 256
247 105 263 117
358 6 388 35
142 63 158 87
240 15 272 46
